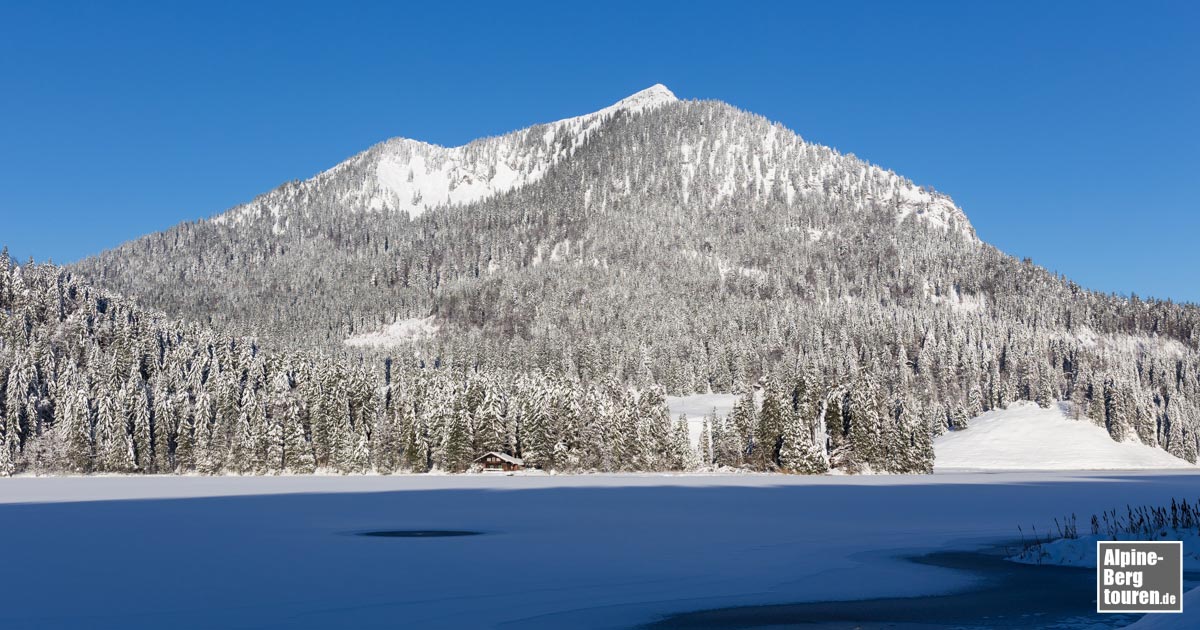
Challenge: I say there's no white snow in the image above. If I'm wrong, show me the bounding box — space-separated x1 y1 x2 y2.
925 280 986 313
1123 588 1200 628
213 85 678 228
935 401 1194 472
715 259 768 284
1010 533 1200 629
666 393 739 445
343 316 439 348
1071 327 1189 360
686 127 977 241
893 185 969 235
1 471 1198 629
1010 529 1200 571
209 84 978 241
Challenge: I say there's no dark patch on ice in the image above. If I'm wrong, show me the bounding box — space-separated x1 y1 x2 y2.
643 545 1187 629
355 529 483 538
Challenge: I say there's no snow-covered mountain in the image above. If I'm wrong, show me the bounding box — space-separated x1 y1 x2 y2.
209 84 974 239
69 83 1200 473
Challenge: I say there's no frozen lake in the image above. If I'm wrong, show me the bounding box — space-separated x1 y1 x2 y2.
650 546 1189 629
1 472 1197 629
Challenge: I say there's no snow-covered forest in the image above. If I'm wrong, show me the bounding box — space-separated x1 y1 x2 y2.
0 253 921 474
5 87 1200 474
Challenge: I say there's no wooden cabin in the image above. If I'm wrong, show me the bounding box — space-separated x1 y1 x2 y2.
475 451 524 472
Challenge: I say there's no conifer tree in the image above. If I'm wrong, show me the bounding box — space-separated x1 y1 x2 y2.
729 388 757 465
665 415 687 469
95 388 133 472
755 384 785 470
693 416 711 467
443 408 472 472
842 374 884 472
779 372 826 473
639 387 673 470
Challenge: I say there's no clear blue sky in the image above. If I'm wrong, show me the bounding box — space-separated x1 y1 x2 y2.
1 1 1197 303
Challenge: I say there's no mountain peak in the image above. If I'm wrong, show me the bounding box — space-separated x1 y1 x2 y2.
609 84 678 114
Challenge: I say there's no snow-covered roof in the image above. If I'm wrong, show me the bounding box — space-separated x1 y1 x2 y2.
475 451 523 465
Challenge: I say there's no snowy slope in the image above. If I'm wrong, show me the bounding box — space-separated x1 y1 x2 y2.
935 402 1194 471
212 85 678 228
207 84 975 239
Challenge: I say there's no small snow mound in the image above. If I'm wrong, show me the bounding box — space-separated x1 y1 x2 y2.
1123 586 1200 628
934 401 1194 472
1010 528 1200 570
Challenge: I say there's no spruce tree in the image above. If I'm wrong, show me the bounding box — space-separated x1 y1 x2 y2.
670 416 693 471
755 384 785 470
729 388 757 466
696 418 712 468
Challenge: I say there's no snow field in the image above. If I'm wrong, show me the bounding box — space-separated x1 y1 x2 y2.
935 401 1193 471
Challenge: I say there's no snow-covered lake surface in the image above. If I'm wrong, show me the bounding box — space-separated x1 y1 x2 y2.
935 401 1193 471
2 472 1199 629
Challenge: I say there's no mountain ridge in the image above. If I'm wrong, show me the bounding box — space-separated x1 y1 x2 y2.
204 84 975 240
211 84 681 227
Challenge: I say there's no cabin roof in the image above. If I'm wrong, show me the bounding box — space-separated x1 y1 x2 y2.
474 451 523 465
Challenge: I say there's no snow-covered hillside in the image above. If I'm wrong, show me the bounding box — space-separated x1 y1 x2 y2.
934 402 1194 471
69 84 1200 476
212 85 679 228
208 84 975 239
